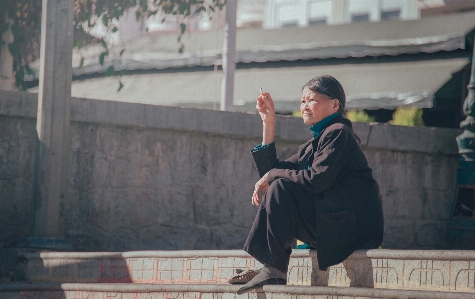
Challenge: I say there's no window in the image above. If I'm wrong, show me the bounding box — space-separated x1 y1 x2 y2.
282 21 299 27
308 0 332 25
277 4 301 28
351 13 370 23
309 18 327 26
381 10 400 21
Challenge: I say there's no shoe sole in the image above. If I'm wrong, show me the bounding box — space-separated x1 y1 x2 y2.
236 278 286 295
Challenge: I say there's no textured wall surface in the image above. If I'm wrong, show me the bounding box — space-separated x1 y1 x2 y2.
0 116 35 248
367 149 457 249
0 90 459 250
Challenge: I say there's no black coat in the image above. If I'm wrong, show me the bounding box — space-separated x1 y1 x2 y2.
251 115 384 270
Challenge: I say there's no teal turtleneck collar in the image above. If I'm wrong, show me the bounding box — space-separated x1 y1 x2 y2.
309 112 340 138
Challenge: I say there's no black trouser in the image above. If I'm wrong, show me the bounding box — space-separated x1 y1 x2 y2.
243 178 317 273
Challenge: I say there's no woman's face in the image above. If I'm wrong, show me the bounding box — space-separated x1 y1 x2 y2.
300 88 339 125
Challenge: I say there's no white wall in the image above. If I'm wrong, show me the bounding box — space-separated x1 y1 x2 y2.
264 0 420 28
346 0 419 22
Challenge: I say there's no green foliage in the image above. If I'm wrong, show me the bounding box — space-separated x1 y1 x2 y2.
0 0 42 90
99 52 107 66
345 110 375 123
8 42 18 56
293 109 375 123
24 64 32 75
105 66 115 76
292 110 302 117
0 0 226 90
388 107 424 127
0 23 9 33
293 108 425 128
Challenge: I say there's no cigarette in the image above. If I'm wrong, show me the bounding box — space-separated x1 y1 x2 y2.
260 87 263 94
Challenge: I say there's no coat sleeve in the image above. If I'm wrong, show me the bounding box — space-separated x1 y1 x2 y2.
267 126 351 194
251 142 299 178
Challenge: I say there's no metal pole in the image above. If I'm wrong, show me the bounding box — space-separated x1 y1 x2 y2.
457 37 475 162
220 0 237 111
24 0 74 250
447 36 475 248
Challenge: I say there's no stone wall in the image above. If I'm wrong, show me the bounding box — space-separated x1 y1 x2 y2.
0 90 459 250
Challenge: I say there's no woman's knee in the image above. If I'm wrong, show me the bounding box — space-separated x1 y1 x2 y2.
268 178 296 194
265 178 297 208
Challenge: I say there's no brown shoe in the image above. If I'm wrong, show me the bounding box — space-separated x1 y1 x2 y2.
228 268 261 284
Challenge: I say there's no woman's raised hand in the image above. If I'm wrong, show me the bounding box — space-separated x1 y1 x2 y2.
256 92 276 126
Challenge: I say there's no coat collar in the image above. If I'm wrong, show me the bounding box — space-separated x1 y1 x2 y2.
299 114 348 157
309 112 340 138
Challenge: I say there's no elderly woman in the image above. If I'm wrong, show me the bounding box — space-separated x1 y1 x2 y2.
233 75 384 294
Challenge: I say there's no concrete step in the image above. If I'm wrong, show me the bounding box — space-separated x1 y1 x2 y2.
22 249 475 293
1 282 475 299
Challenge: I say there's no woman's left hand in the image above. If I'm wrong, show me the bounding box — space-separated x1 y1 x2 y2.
252 172 270 206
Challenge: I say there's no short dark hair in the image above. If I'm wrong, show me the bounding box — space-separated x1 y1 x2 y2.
302 75 361 144
302 75 346 115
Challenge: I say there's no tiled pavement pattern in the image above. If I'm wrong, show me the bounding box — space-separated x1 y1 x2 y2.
22 250 475 293
1 283 475 299
25 251 263 284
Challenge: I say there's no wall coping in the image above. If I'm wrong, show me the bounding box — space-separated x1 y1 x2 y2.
1 283 475 298
21 249 475 260
0 90 460 155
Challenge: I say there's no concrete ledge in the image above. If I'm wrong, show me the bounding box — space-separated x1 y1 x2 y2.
0 90 460 154
361 122 460 155
21 249 475 293
23 249 475 260
1 283 475 299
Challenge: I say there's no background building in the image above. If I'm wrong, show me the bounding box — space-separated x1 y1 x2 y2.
23 1 475 128
261 0 475 29
114 0 475 42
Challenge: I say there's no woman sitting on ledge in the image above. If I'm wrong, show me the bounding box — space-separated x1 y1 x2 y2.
232 75 384 294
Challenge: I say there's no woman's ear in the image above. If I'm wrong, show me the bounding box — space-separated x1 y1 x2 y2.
333 100 340 110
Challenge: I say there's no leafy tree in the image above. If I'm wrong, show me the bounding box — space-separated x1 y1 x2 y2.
0 0 42 89
0 0 225 90
389 107 424 127
345 110 375 123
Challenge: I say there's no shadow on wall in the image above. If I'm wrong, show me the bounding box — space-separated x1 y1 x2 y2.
0 249 28 282
0 249 384 297
0 250 130 297
313 252 375 288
